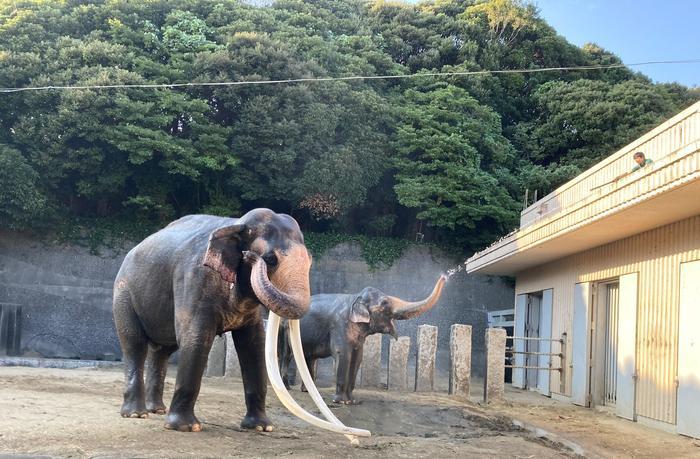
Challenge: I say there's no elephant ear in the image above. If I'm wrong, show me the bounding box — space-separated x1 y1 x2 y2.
203 223 245 284
349 297 370 323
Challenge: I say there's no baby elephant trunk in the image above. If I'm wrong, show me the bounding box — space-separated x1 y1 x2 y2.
388 275 447 320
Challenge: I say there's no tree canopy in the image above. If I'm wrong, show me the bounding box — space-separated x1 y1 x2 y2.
0 0 697 252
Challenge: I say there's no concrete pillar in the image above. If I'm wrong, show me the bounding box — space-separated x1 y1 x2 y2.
449 324 471 398
224 333 241 378
484 327 506 403
205 335 226 377
415 325 438 392
388 336 410 391
360 334 382 387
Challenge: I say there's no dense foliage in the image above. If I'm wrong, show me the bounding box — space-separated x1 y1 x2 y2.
1 0 697 253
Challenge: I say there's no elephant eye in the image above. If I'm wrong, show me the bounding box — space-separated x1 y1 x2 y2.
263 253 278 267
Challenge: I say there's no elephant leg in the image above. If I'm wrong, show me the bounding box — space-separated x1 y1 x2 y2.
145 343 177 414
113 289 149 419
346 347 363 404
164 327 215 432
278 326 294 389
332 350 352 404
232 320 273 432
299 357 316 393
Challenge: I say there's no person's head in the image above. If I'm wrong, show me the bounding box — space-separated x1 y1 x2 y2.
633 151 646 165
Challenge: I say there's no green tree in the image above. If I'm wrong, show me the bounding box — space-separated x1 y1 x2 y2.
0 144 47 229
513 79 683 170
0 0 697 251
393 83 520 249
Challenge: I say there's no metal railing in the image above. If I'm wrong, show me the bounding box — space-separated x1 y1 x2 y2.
505 333 567 394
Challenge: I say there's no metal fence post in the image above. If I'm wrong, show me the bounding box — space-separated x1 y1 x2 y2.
560 332 567 394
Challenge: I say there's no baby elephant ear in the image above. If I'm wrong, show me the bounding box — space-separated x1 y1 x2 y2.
203 223 245 284
349 297 370 323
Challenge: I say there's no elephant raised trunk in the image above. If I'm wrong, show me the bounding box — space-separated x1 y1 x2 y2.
244 247 311 320
388 274 447 320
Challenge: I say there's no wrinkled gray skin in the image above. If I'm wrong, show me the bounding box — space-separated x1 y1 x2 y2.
279 276 446 404
113 208 312 432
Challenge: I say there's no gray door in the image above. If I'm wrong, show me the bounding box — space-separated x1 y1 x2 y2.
678 261 700 438
572 282 591 406
525 294 541 389
512 294 527 389
603 282 620 407
615 273 637 420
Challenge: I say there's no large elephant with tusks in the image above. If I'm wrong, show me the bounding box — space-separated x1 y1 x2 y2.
279 275 447 404
112 209 319 433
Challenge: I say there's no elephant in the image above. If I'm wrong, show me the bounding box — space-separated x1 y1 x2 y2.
112 208 315 433
278 275 447 404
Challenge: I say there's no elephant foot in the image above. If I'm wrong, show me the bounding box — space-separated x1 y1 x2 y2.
332 394 357 405
121 399 149 419
146 400 167 415
241 413 274 432
165 411 202 432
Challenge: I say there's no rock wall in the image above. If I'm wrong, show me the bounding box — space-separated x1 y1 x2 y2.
0 230 514 375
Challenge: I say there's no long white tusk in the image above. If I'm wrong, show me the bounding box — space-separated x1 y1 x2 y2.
264 312 371 439
288 319 368 444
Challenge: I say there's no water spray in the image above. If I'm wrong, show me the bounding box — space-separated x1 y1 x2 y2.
445 260 469 279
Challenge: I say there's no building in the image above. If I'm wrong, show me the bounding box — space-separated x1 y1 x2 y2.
467 100 700 437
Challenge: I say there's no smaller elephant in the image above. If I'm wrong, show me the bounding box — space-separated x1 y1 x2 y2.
279 275 447 404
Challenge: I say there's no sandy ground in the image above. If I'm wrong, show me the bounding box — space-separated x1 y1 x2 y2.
0 366 572 459
491 388 700 458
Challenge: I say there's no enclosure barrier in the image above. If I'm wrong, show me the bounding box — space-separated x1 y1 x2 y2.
360 334 383 387
449 324 471 398
484 329 567 402
206 322 473 400
206 325 569 403
415 325 438 391
388 336 411 390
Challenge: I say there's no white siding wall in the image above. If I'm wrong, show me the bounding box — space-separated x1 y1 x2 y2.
515 215 700 425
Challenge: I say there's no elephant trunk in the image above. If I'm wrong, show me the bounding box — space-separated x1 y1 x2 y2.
388 275 447 320
245 246 311 320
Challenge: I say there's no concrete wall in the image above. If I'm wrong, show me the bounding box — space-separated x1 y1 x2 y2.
0 230 514 375
0 231 124 360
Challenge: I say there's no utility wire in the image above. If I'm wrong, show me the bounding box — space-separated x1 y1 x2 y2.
1 59 699 93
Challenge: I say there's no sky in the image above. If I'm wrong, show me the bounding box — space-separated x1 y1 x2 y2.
533 0 700 87
401 0 700 87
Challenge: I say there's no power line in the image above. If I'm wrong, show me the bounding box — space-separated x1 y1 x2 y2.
1 59 699 93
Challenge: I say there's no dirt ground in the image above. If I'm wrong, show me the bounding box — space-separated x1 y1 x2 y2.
0 366 573 459
491 388 700 459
